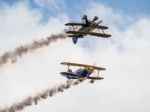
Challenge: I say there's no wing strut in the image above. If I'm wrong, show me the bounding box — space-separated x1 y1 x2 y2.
97 70 100 77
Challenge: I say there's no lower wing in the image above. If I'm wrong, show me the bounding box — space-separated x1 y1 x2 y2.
86 32 111 38
88 76 104 80
66 31 111 38
67 34 84 38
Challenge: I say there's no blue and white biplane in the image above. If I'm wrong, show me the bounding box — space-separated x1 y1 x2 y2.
60 62 105 83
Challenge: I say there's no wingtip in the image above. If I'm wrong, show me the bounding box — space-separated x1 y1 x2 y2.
65 23 72 26
60 72 64 74
102 77 104 79
61 62 65 64
61 62 68 65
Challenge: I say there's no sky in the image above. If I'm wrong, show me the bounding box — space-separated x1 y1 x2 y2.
0 0 150 112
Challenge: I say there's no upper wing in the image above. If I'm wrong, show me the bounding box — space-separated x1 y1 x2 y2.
66 31 111 38
61 62 106 70
92 25 108 29
65 22 86 26
88 76 104 80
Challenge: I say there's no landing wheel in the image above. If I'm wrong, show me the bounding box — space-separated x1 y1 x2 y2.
90 79 95 83
78 77 84 82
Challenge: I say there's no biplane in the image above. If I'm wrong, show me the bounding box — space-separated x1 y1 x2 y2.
60 62 106 83
65 15 111 44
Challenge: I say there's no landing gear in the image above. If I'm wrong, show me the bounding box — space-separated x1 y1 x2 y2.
78 77 85 82
90 79 95 83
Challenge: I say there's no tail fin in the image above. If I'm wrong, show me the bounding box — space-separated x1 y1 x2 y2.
67 35 84 44
72 37 78 44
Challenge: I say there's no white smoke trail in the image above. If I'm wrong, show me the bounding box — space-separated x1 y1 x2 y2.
0 80 82 112
0 33 66 67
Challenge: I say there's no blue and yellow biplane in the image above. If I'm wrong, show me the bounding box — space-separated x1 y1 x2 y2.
60 62 105 83
65 15 111 44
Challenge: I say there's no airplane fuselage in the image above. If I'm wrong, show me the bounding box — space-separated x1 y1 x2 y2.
66 67 94 79
60 62 105 83
72 23 96 44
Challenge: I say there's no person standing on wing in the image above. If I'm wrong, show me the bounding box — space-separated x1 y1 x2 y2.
82 15 99 26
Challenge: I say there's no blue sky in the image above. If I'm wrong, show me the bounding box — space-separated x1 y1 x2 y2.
94 0 150 15
0 0 150 21
65 0 150 16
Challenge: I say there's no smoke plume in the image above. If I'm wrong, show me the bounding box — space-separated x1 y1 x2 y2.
0 80 82 112
0 33 66 67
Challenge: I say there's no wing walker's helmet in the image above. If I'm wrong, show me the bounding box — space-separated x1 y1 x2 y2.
93 16 99 21
82 15 87 20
